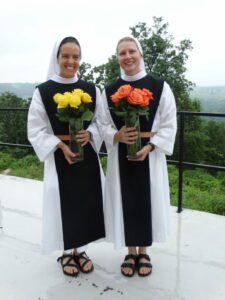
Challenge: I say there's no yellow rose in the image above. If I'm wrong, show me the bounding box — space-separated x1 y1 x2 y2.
81 93 92 103
53 93 64 104
58 96 70 108
57 104 67 109
63 92 73 102
72 89 84 97
53 93 70 108
70 94 81 108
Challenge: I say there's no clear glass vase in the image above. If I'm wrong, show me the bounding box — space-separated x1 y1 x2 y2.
125 114 141 159
69 118 84 162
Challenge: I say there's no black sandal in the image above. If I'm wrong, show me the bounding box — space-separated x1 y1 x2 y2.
74 251 94 274
136 253 152 277
57 254 79 277
121 254 137 277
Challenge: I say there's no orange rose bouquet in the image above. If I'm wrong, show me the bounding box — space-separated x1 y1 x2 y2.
111 84 153 119
111 84 154 157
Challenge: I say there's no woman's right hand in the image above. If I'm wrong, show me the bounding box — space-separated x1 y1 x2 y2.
57 142 78 164
114 126 138 144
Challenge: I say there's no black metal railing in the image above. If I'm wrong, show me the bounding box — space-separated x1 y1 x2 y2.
0 108 33 149
1 108 225 212
168 112 225 212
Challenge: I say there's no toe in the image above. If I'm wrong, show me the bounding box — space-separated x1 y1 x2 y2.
84 261 92 272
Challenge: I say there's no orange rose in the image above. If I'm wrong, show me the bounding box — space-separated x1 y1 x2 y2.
111 92 121 105
142 88 154 102
116 85 133 98
140 98 149 107
127 89 146 106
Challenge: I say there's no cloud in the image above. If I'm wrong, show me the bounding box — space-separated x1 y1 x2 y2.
0 0 225 85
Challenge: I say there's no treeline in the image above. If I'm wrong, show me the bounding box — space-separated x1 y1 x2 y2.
1 91 225 167
0 83 37 99
191 86 225 113
1 83 225 115
0 92 30 149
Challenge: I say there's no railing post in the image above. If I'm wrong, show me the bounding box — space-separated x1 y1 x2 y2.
177 114 184 213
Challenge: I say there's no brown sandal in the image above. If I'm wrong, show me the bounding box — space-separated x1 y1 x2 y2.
57 254 79 277
121 254 137 277
136 253 152 277
74 252 94 274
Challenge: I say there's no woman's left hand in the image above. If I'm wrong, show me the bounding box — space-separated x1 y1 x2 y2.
75 130 91 146
127 144 153 161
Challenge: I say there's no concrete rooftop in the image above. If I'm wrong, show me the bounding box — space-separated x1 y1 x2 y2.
0 174 225 300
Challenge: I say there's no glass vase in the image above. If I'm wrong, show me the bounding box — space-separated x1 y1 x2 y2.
125 114 141 159
69 118 84 162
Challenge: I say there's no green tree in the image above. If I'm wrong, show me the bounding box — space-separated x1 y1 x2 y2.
93 55 120 88
78 62 94 82
203 120 225 166
0 92 29 146
130 17 194 110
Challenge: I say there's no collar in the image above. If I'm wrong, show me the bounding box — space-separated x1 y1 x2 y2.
121 70 147 82
50 74 79 84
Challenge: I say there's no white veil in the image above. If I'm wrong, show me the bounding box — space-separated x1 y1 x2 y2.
117 37 147 80
46 35 81 80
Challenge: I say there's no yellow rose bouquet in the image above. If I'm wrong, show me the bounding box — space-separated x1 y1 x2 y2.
111 84 154 158
53 89 93 161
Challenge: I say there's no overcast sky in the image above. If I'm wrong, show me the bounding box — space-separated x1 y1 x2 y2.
1 0 225 86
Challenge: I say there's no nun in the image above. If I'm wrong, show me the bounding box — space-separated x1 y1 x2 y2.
101 36 177 277
27 36 105 277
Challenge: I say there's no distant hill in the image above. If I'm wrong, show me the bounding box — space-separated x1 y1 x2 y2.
0 83 39 99
0 83 225 113
190 86 225 113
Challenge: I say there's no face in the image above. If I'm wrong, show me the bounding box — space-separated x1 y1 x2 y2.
58 42 81 78
117 41 142 76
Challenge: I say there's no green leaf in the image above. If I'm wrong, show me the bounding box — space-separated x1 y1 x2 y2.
114 111 127 117
82 110 93 121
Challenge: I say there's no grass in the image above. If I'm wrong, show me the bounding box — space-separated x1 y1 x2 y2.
0 151 43 180
1 151 225 216
168 165 225 216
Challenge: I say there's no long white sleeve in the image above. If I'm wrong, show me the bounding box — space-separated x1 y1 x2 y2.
27 88 61 162
150 82 177 155
86 87 104 153
99 90 118 154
